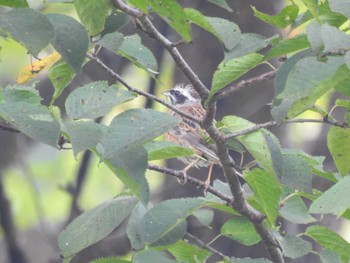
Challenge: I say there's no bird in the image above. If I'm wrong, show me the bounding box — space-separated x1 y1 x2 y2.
163 84 221 189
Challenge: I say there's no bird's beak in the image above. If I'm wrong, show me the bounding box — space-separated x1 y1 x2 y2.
162 90 171 97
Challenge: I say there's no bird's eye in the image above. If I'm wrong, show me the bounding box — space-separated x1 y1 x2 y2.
174 90 180 96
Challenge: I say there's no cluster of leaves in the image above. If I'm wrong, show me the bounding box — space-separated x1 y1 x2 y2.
1 0 350 262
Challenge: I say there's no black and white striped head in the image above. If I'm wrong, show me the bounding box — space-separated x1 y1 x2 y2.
163 84 200 106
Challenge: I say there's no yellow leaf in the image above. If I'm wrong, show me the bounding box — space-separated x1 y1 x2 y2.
17 52 61 84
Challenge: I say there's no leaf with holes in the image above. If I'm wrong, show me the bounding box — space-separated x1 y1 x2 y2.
65 81 136 119
118 34 158 74
58 195 138 257
327 127 350 176
103 109 179 160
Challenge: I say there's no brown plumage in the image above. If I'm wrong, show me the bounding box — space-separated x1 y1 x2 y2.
163 84 220 188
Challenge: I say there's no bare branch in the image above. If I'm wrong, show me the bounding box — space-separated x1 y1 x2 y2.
211 70 277 102
87 53 201 124
147 164 234 204
224 118 348 140
185 232 227 260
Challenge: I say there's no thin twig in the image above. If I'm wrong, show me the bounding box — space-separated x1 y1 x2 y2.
87 53 201 124
224 118 348 140
147 164 234 204
211 70 277 102
185 232 227 260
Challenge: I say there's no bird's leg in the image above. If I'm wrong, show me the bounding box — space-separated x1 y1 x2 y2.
204 164 213 191
178 157 200 185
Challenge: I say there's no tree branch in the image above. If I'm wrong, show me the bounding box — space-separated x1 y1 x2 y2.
147 164 233 204
87 53 201 124
211 70 277 102
185 232 227 260
224 118 348 140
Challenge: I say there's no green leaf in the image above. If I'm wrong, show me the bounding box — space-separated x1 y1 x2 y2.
133 251 177 263
90 257 130 263
65 81 135 119
98 32 124 54
318 1 348 27
321 24 350 52
283 148 336 182
2 84 41 104
220 116 283 178
0 102 60 147
224 33 273 62
307 21 323 52
126 203 149 250
140 198 205 245
49 60 75 104
192 208 214 226
103 109 179 160
310 176 350 216
100 10 129 36
167 240 212 263
129 0 148 13
327 127 350 176
228 258 273 263
210 53 264 98
65 120 103 158
183 9 222 42
118 34 158 74
147 0 191 42
144 140 195 161
329 0 350 19
221 217 261 246
280 153 312 192
58 195 138 257
301 0 319 19
0 0 28 7
271 57 344 122
280 195 316 224
252 5 299 29
274 49 313 96
319 249 342 263
0 8 55 57
101 147 150 206
206 17 241 50
206 0 233 12
305 225 350 258
278 234 312 259
244 169 282 226
265 34 310 60
74 0 111 36
46 13 89 72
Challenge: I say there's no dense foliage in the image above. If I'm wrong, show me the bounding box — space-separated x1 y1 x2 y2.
1 0 350 263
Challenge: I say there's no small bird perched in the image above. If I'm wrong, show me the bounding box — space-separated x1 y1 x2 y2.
163 84 221 189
